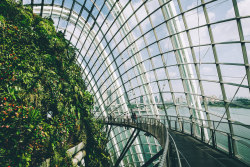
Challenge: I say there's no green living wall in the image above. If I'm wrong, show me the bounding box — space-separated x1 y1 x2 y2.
0 0 110 166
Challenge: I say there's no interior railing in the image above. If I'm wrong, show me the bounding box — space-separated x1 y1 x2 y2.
139 115 250 166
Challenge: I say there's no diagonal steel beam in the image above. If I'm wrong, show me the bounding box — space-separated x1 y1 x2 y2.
117 129 137 160
141 149 163 167
107 125 112 139
153 162 160 167
114 129 140 167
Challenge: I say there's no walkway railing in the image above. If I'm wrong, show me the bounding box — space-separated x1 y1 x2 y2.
98 116 182 167
139 114 250 166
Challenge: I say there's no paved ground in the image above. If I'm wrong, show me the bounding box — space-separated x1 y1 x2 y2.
170 131 248 167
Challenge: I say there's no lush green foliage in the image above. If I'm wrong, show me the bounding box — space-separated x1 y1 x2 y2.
0 0 110 166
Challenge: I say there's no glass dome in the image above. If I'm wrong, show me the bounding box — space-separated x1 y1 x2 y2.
20 0 250 166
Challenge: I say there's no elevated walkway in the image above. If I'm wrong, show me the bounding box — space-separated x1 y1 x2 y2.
99 117 249 167
100 117 172 167
102 117 168 148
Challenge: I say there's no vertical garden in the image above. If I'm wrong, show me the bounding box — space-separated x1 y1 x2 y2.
0 0 110 166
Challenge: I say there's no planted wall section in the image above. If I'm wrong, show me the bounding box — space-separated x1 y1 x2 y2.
0 0 110 166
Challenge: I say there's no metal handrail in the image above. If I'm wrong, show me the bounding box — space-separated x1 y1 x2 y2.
98 116 182 167
137 115 250 142
163 116 250 166
141 114 250 127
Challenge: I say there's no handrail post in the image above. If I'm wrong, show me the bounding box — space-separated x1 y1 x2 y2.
231 134 236 157
228 133 233 157
175 121 177 130
213 120 215 131
201 126 204 142
211 129 216 148
191 121 193 136
181 121 184 133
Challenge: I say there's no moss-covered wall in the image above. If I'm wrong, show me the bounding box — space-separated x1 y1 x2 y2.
0 0 110 166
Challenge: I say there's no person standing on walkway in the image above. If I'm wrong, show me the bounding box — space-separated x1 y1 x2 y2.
132 113 136 123
131 112 134 123
134 112 137 123
123 113 126 124
127 112 130 123
112 112 115 121
108 113 112 122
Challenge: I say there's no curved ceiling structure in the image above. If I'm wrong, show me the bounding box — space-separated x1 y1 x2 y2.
20 0 250 166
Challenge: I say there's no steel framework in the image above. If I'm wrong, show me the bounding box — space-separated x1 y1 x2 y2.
19 0 250 166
